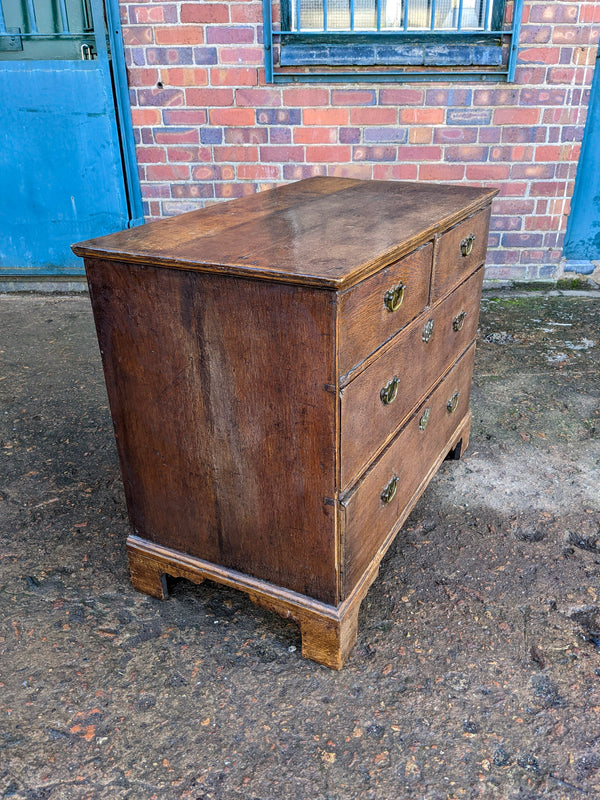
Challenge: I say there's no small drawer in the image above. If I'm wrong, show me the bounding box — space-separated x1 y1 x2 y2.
338 243 433 377
339 266 483 491
340 343 476 597
432 206 491 301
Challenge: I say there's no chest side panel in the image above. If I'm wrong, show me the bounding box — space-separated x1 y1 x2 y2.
86 259 339 605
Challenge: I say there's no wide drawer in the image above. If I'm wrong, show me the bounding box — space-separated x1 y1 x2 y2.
338 243 433 377
340 266 483 490
432 206 491 301
341 343 476 597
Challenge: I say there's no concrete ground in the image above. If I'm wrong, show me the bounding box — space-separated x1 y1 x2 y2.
1 289 599 800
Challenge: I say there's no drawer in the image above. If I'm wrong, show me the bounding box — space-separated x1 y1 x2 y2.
340 266 483 490
432 206 491 301
341 343 476 597
338 243 433 377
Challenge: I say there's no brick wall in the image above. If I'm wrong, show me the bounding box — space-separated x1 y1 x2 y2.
121 0 600 282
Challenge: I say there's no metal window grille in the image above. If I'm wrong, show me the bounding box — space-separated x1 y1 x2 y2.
263 0 524 82
291 0 493 33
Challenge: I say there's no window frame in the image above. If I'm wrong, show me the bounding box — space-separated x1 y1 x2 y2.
263 0 524 83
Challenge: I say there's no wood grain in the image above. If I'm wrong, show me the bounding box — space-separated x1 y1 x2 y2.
341 344 476 597
340 266 484 490
432 205 492 300
73 177 497 290
87 258 340 604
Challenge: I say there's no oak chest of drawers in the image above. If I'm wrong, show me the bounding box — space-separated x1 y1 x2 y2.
73 177 496 669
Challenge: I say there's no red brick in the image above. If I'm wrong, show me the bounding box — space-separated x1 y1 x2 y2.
305 145 352 162
215 183 258 199
511 163 556 179
434 127 478 144
131 5 172 24
466 164 510 181
331 89 376 106
137 87 184 107
379 88 424 106
162 109 208 125
213 145 259 161
493 107 541 125
171 184 215 199
230 3 263 23
402 146 442 161
418 164 465 181
192 164 235 181
167 146 212 162
547 67 577 84
282 87 330 107
519 24 552 44
146 164 190 180
303 108 348 126
127 67 158 86
372 164 418 180
209 107 255 125
131 108 162 126
185 88 234 106
122 26 153 46
328 164 374 180
518 46 561 64
529 181 567 197
524 215 554 231
225 127 268 144
180 3 230 23
492 199 536 215
489 145 534 162
528 4 578 23
161 68 208 86
489 215 522 231
260 146 305 162
154 128 199 144
350 107 397 125
513 66 548 85
135 146 167 164
282 165 327 180
210 68 258 86
473 88 519 106
353 146 396 162
219 47 264 65
236 88 282 107
293 127 337 144
237 164 282 180
399 108 444 124
444 146 489 162
155 26 204 45
534 145 563 162
206 26 255 44
552 25 594 44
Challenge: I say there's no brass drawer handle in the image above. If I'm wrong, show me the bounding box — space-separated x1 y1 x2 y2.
381 475 398 505
452 310 467 332
422 318 434 343
383 282 405 313
460 234 476 257
419 407 431 430
447 391 460 414
380 376 399 405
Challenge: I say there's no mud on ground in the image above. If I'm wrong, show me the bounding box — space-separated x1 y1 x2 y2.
0 291 599 800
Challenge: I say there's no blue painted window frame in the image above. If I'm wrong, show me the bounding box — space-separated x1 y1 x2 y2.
263 0 524 82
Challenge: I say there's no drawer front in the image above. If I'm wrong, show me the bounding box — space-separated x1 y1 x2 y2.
341 343 476 597
340 266 483 490
338 243 433 377
432 206 491 301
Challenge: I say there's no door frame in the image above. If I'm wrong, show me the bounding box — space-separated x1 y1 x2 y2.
563 47 600 269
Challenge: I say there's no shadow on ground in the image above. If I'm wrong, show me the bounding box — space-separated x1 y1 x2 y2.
1 291 599 800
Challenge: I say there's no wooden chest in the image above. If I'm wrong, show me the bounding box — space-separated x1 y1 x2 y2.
73 177 496 668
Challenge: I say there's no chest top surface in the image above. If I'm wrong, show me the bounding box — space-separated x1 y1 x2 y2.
72 177 497 290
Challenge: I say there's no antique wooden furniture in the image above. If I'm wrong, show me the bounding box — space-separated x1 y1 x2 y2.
73 177 497 669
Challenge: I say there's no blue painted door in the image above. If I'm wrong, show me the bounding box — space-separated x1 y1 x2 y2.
564 48 600 261
0 0 139 276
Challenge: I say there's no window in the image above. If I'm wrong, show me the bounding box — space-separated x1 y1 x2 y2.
263 0 523 82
